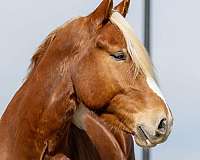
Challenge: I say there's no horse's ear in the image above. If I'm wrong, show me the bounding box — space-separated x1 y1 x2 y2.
114 0 130 17
89 0 113 27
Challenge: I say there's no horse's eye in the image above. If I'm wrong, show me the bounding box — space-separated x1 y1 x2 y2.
111 52 127 61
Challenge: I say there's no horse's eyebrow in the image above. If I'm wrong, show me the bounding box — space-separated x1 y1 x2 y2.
113 48 127 53
122 48 128 53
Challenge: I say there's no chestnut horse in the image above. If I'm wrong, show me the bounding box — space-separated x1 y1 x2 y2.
0 0 173 159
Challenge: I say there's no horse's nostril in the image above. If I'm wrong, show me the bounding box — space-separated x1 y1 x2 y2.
157 118 167 135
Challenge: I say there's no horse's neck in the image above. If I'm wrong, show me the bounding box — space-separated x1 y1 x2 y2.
0 64 76 159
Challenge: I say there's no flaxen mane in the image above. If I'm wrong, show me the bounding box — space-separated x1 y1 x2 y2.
110 11 154 78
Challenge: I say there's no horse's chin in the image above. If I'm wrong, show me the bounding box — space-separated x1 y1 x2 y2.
134 134 157 148
98 113 133 133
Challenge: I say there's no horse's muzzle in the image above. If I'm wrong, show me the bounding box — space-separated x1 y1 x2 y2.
134 113 173 148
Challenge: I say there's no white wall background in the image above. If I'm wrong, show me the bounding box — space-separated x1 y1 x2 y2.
0 0 199 159
151 0 200 159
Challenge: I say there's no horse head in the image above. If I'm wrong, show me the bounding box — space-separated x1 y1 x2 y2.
23 0 174 150
63 0 173 148
0 1 173 159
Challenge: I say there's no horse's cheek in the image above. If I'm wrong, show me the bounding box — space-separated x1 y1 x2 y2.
74 77 114 109
72 59 119 109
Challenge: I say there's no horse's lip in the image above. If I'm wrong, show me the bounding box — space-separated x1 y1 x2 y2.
137 126 154 145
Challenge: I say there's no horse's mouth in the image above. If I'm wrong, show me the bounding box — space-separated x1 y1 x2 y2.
100 115 156 148
134 126 156 148
137 126 149 141
107 118 157 148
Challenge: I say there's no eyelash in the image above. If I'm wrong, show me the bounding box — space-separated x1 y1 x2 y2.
111 51 127 61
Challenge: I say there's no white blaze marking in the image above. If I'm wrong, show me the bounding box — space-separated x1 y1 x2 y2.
146 77 173 124
146 77 166 103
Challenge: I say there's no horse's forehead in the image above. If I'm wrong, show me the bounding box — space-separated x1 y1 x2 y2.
99 23 126 48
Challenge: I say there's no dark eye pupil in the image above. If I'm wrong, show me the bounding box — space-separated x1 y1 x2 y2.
111 52 126 61
117 54 124 59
